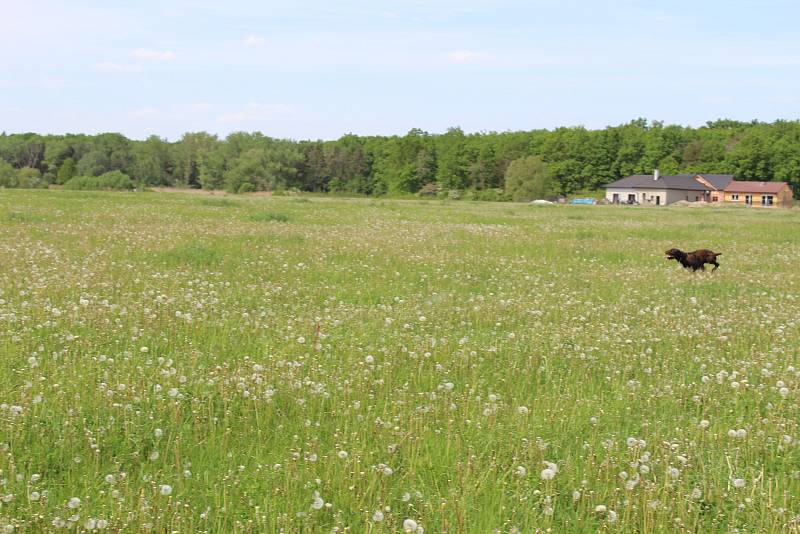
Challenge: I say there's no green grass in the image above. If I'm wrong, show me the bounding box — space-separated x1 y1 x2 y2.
0 189 798 532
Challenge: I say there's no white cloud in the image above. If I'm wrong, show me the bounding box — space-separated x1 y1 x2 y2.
95 61 144 73
243 35 266 47
447 49 492 64
131 48 176 62
217 103 291 124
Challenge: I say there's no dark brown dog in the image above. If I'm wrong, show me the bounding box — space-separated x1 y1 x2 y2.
665 248 722 271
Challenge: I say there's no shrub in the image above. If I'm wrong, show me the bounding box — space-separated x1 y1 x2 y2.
15 167 45 189
417 183 440 197
237 183 255 194
0 160 17 187
64 171 134 191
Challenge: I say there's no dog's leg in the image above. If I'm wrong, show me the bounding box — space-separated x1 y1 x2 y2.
711 261 719 271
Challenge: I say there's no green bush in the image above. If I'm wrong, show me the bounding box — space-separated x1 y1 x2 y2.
15 167 45 189
64 171 134 191
237 183 255 194
0 160 17 187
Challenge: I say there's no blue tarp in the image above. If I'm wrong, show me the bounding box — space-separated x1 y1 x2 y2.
569 198 597 205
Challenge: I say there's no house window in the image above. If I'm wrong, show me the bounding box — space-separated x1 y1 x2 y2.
712 195 718 202
745 194 753 205
627 193 635 203
731 194 739 201
612 193 619 203
762 195 774 206
695 196 699 201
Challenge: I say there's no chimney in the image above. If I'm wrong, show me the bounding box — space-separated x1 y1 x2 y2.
654 169 660 181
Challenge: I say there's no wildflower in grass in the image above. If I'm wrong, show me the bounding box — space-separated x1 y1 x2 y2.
607 510 618 523
668 467 680 479
779 387 790 398
52 518 65 529
297 336 305 344
699 419 710 428
168 387 179 397
595 505 607 513
29 491 40 501
515 465 527 477
402 519 419 532
154 428 163 438
96 519 108 530
372 510 384 522
160 485 172 496
85 519 96 530
338 450 348 459
690 488 702 500
517 406 529 415
572 490 581 501
311 491 324 510
149 451 160 461
732 478 745 488
67 497 81 509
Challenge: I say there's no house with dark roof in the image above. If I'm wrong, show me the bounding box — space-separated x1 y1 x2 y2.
604 171 733 205
604 170 793 207
723 181 793 207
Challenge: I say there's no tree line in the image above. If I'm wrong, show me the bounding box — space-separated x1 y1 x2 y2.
1 118 799 200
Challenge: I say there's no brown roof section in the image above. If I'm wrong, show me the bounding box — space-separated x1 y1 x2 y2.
724 181 789 194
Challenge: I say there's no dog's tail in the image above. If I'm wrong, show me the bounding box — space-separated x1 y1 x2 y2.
715 252 722 256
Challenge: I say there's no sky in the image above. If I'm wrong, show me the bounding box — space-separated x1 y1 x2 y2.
1 0 800 140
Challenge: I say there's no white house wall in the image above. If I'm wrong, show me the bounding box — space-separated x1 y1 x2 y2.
605 187 706 205
605 188 640 203
666 189 705 204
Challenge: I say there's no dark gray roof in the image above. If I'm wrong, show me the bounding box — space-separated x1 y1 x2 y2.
695 174 735 190
605 174 708 191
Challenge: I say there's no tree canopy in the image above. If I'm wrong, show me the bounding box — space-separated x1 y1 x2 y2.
1 119 798 196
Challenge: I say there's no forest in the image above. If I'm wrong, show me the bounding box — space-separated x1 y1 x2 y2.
1 118 799 199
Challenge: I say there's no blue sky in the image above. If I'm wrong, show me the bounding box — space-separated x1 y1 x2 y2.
2 0 799 140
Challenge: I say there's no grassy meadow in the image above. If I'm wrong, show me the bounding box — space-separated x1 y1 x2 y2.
0 190 798 533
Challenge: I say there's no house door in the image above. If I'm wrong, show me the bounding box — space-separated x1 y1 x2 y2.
655 196 661 206
745 195 753 205
612 193 619 203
